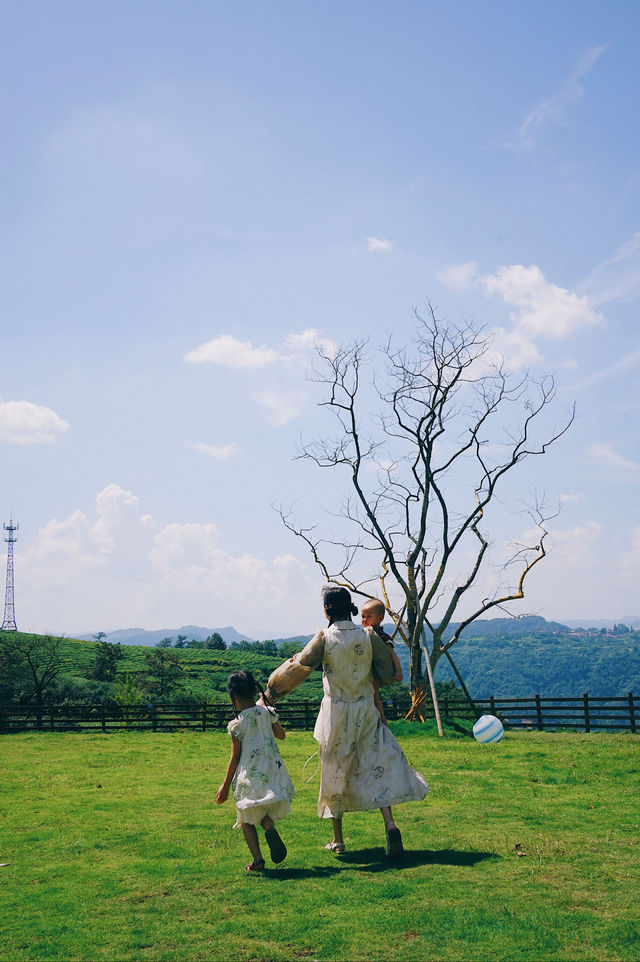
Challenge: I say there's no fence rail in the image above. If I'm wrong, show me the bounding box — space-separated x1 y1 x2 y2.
1 693 638 734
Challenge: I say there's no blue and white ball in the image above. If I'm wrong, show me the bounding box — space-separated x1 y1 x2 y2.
473 714 504 743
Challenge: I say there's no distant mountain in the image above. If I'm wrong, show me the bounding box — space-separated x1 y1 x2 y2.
73 625 254 647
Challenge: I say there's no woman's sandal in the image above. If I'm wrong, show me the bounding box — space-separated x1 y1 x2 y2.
245 858 266 872
264 827 287 864
324 841 346 854
385 826 404 859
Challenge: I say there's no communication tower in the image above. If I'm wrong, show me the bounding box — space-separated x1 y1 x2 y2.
2 518 18 631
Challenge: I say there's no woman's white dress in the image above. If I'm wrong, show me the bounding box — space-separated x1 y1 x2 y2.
227 705 295 827
268 621 428 819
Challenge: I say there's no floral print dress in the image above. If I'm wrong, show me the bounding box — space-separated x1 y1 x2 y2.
266 621 429 820
227 705 295 827
313 621 429 818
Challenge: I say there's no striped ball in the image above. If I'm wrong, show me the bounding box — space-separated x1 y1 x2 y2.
473 714 504 743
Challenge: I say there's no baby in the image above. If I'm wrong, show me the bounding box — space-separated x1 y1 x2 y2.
361 599 403 726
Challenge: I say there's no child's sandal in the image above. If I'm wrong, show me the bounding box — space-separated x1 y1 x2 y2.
265 827 287 864
245 858 265 872
324 841 346 854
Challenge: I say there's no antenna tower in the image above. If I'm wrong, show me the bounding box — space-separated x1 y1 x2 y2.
2 518 18 631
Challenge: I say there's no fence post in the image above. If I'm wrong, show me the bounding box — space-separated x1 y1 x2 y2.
628 692 636 734
489 695 496 716
443 696 449 716
304 700 311 730
202 701 207 732
583 693 591 733
151 707 157 733
535 694 543 731
101 704 106 733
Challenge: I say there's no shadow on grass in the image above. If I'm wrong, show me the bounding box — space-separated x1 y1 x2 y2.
265 848 498 879
337 847 499 872
265 864 344 880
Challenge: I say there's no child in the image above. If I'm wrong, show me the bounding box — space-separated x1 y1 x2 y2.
361 599 403 726
216 670 294 871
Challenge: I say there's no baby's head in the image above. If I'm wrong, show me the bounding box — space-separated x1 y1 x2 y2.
227 670 258 708
361 598 386 628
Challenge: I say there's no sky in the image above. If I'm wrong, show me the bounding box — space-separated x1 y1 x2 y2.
1 0 639 639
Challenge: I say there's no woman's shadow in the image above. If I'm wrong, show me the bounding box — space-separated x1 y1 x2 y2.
268 847 498 879
339 846 498 872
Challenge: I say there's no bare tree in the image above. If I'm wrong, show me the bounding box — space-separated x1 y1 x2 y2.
280 308 574 716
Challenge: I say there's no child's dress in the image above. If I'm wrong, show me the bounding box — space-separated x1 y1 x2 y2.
227 705 295 827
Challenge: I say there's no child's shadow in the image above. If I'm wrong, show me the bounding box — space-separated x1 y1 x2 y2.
265 848 497 879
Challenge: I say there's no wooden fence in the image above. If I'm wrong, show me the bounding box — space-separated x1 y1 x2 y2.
1 693 638 733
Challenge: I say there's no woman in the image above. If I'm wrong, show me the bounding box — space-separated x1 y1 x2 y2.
264 586 428 858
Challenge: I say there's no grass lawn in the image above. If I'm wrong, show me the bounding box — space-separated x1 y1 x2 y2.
1 728 638 961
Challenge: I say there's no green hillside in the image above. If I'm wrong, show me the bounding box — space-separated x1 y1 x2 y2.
0 631 326 706
3 617 639 707
430 618 640 698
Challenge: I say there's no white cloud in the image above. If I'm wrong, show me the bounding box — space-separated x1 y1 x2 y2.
282 328 337 357
0 400 69 444
587 443 640 475
91 484 142 552
367 237 393 253
19 484 312 634
437 261 478 291
519 43 611 141
188 441 240 460
23 510 108 585
22 485 153 590
551 520 603 564
184 328 337 427
184 334 279 368
480 265 602 339
487 326 543 368
440 261 601 368
558 492 586 504
184 328 336 370
256 389 305 426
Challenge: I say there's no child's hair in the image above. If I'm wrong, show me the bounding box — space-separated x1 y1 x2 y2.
322 585 358 621
227 670 258 703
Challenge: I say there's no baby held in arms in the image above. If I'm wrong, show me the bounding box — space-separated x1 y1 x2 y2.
361 599 403 726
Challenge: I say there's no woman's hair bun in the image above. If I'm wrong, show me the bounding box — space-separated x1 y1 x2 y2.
321 584 358 619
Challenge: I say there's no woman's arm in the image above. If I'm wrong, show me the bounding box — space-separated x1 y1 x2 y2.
390 648 403 683
216 735 242 804
272 721 286 740
369 629 395 685
264 629 326 703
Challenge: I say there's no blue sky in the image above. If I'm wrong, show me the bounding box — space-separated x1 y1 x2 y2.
1 1 639 637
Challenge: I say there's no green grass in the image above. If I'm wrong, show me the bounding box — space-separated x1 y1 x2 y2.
1 730 639 961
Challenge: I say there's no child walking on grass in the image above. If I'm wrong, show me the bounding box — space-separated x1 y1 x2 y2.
216 670 294 872
361 599 403 726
